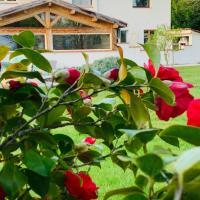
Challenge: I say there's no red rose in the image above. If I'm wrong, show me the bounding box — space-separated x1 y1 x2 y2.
65 68 81 85
64 170 98 200
156 82 194 121
144 60 183 82
187 99 200 127
144 59 156 77
9 80 22 90
83 137 96 145
0 186 6 200
157 65 183 82
104 68 119 81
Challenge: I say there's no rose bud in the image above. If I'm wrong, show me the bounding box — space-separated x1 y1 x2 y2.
156 81 194 121
187 99 200 127
104 68 119 81
54 68 81 85
9 80 23 90
144 59 156 77
83 137 96 145
64 170 98 200
80 90 92 106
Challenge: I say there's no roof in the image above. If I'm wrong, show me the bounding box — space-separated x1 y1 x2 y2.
0 0 127 28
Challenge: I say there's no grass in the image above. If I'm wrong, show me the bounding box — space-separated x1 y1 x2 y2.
54 65 200 200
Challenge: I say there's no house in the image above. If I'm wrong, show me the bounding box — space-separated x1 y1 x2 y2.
6 0 200 67
0 0 171 49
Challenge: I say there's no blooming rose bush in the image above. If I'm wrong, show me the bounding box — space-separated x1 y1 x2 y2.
0 31 200 200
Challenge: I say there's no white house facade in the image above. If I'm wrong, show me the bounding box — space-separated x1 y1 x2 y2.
1 0 199 66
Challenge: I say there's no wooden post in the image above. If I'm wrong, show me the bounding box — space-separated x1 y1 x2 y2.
45 10 52 50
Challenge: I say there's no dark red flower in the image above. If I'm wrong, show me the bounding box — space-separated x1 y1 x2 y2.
144 59 156 77
157 65 183 82
9 80 22 90
64 170 98 200
65 68 81 85
83 137 96 145
187 99 200 127
104 68 119 81
0 185 6 200
156 82 194 121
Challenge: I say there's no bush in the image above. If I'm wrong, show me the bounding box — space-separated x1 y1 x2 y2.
80 56 119 74
0 31 200 200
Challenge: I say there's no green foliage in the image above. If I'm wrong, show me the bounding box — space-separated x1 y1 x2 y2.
80 56 119 74
0 31 199 200
172 0 200 31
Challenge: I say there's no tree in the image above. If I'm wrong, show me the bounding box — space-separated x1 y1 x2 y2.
172 0 200 31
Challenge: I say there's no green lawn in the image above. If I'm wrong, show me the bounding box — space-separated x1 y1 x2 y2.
54 65 200 200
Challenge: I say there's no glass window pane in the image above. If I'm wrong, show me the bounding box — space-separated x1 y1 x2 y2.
53 34 110 50
0 34 45 50
53 17 89 28
133 0 149 7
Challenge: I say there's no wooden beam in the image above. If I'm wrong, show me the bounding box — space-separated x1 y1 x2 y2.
34 15 46 27
45 10 53 50
0 6 49 27
92 17 98 22
50 5 113 30
113 23 119 29
50 15 61 27
70 10 76 15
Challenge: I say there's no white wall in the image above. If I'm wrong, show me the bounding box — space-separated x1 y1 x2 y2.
97 0 171 45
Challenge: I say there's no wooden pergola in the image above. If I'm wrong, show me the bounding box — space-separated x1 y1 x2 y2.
0 0 127 51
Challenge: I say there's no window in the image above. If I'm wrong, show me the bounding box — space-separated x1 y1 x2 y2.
117 30 127 43
133 0 150 8
0 0 16 2
72 0 92 7
144 30 154 43
0 34 45 50
53 34 110 50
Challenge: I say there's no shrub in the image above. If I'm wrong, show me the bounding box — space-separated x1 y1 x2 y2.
0 31 200 200
80 56 119 74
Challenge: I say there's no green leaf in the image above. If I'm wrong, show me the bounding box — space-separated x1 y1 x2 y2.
118 58 138 68
11 48 52 72
135 175 148 189
81 73 105 87
0 70 45 83
12 31 35 48
130 94 150 129
142 43 161 69
160 125 200 146
38 105 66 126
54 134 74 154
78 150 101 165
149 78 175 105
0 162 26 197
103 186 142 200
137 154 163 177
125 137 143 154
0 45 9 61
119 129 158 143
23 150 56 177
26 170 50 197
123 193 148 200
